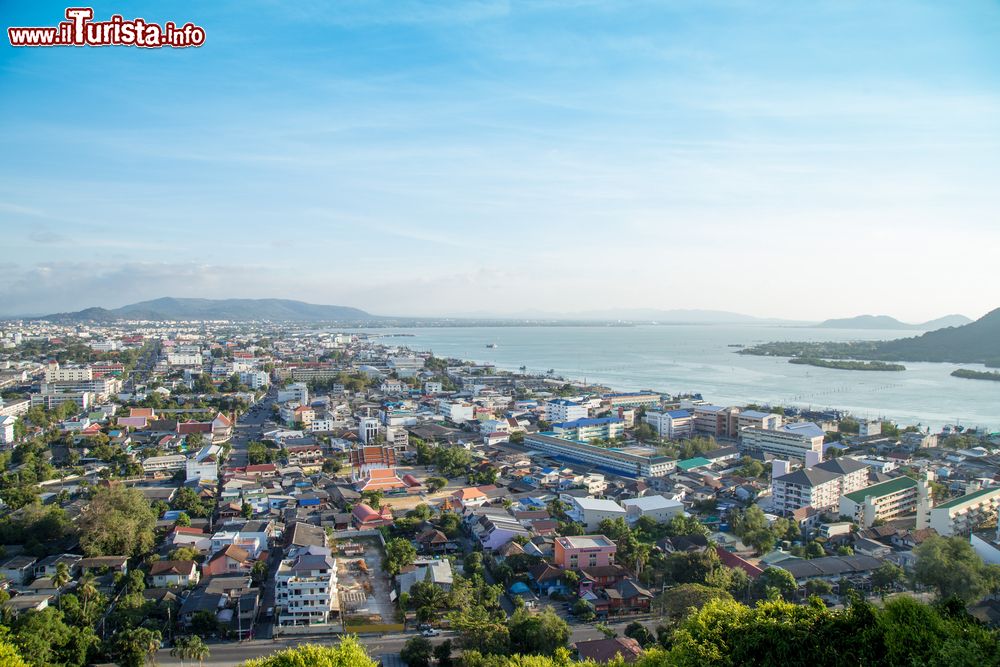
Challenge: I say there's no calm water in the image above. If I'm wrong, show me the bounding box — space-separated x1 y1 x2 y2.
350 325 1000 432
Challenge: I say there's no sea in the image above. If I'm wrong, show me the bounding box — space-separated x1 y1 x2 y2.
346 325 1000 432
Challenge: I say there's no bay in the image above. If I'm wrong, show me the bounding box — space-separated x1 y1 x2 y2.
349 325 1000 432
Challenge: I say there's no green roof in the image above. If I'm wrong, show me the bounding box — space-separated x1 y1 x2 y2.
842 476 917 504
677 457 712 471
935 485 1000 510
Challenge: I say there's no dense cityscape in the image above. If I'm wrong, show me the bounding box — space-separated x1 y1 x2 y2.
0 317 996 666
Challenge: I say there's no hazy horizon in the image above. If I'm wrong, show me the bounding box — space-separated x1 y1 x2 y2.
2 1 999 320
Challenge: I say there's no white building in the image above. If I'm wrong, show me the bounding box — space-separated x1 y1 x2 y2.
567 496 627 531
621 495 684 524
644 409 693 439
424 381 443 394
44 363 93 382
0 416 16 446
275 545 339 627
277 383 309 405
740 422 825 460
186 444 222 482
839 476 922 528
359 417 380 444
143 454 187 474
925 485 1000 537
545 399 588 423
239 371 270 390
771 458 869 514
437 400 475 424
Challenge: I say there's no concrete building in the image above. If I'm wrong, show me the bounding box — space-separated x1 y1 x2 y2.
186 444 222 482
603 392 660 409
771 458 869 514
567 496 627 531
550 417 624 442
545 399 588 423
926 486 1000 537
840 476 922 527
644 409 693 439
275 545 339 627
553 535 617 570
525 433 676 478
740 422 825 460
239 371 270 390
437 400 475 423
277 383 309 405
621 495 684 524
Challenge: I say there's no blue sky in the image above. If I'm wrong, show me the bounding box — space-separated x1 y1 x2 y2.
1 0 999 320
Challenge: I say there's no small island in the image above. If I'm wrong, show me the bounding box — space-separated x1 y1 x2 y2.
951 368 1000 382
789 357 906 371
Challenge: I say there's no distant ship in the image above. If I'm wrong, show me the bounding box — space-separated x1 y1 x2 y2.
486 343 498 348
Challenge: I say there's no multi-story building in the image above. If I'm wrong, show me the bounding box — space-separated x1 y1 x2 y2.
550 417 624 441
545 399 589 423
839 476 922 527
925 486 1000 537
0 416 15 446
186 445 221 482
771 458 869 514
143 454 187 475
553 535 617 570
622 495 684 524
736 410 782 431
740 422 825 460
525 433 676 478
44 363 93 382
424 381 443 394
277 383 309 405
239 371 270 390
602 392 661 409
30 391 92 411
437 400 475 424
274 545 339 627
644 409 693 438
359 417 380 444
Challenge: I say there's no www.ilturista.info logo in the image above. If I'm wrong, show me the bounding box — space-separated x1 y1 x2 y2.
8 7 205 48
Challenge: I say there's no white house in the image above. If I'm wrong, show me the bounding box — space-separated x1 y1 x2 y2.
567 497 626 531
622 495 684 524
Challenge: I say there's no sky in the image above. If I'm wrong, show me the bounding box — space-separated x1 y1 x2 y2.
1 0 999 321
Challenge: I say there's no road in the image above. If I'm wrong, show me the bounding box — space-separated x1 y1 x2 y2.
156 618 655 666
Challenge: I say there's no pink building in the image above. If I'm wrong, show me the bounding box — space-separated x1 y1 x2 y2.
553 535 617 570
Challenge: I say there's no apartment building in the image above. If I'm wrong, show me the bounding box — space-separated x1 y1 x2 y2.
771 458 869 514
143 454 187 474
740 422 825 459
277 383 309 404
438 400 475 423
925 486 1000 537
44 363 93 382
239 371 270 390
839 476 922 527
550 417 625 441
644 409 694 439
602 392 661 409
545 399 588 423
275 545 339 627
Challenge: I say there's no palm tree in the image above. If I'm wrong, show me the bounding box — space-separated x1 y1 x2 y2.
52 562 71 608
78 571 98 618
170 636 210 667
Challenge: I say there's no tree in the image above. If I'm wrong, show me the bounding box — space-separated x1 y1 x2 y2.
914 535 1000 602
624 621 655 647
447 604 510 655
171 635 210 667
251 560 269 586
0 639 28 667
111 628 161 667
170 546 200 561
400 636 433 667
10 607 97 667
437 511 461 537
52 562 71 603
572 598 596 621
384 537 417 575
805 579 834 597
754 567 798 600
77 571 99 618
172 486 210 518
665 514 709 538
361 490 384 509
508 607 571 655
78 485 157 557
464 551 485 577
871 562 904 592
657 583 734 621
426 477 448 492
433 639 453 667
240 639 378 667
174 512 192 527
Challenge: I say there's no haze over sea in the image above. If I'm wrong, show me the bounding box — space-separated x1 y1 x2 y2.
352 325 1000 432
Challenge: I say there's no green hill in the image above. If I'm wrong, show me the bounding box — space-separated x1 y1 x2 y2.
43 297 376 322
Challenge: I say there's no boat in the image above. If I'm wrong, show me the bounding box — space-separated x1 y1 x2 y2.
486 343 498 348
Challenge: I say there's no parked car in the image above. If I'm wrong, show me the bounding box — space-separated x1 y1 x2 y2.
421 629 441 637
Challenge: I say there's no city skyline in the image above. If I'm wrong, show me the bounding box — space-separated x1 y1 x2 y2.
2 0 1000 319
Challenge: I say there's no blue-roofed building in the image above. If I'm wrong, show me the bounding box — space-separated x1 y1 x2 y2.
545 399 588 423
645 409 694 438
550 417 624 441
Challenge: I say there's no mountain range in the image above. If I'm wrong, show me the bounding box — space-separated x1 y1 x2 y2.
817 314 971 330
42 298 374 322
